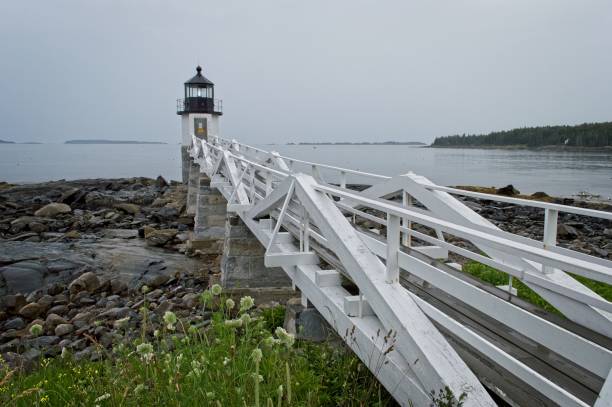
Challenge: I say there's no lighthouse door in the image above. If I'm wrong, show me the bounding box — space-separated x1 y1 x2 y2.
194 118 208 141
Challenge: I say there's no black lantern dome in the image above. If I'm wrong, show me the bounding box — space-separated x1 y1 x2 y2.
177 66 222 115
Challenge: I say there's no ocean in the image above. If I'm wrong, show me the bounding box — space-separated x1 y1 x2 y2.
1 143 611 198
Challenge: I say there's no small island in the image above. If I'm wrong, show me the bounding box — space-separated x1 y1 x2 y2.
287 141 427 146
65 139 167 145
0 139 15 144
431 121 612 149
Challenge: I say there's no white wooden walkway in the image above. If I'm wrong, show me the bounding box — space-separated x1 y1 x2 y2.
189 135 612 406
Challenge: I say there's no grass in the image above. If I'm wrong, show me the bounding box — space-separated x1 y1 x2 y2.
462 261 612 316
0 291 396 407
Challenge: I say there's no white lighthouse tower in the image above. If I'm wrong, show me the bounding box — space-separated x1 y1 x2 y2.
177 65 222 184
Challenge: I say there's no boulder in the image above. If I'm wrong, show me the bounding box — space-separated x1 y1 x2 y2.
0 261 46 294
558 224 579 239
45 313 68 330
84 191 116 209
496 184 520 196
18 303 44 319
114 202 140 214
34 203 72 217
144 227 178 247
54 323 74 336
68 272 100 295
142 272 170 288
4 317 25 330
156 175 168 188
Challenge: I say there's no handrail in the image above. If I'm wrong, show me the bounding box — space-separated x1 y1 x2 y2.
217 136 612 221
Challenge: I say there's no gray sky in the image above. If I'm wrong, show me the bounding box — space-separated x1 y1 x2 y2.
1 0 611 145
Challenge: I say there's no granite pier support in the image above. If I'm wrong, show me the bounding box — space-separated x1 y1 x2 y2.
186 161 201 215
189 176 226 257
220 215 292 288
181 145 190 185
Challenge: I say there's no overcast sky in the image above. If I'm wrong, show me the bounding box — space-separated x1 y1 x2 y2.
0 0 611 145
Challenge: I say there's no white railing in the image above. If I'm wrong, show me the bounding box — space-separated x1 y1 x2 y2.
189 134 612 407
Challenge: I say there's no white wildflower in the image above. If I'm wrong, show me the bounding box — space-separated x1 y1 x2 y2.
211 284 222 296
94 393 111 403
239 296 255 311
225 298 235 310
251 348 263 363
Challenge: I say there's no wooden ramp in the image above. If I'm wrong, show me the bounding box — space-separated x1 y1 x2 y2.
188 135 612 407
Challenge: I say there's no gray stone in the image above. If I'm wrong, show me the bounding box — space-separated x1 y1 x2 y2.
34 203 72 217
0 261 46 294
4 317 25 330
19 303 44 319
68 271 100 295
29 335 60 348
558 224 579 239
54 323 74 336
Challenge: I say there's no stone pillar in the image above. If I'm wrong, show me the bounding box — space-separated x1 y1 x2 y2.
186 161 201 215
220 215 292 288
189 176 226 256
181 145 190 185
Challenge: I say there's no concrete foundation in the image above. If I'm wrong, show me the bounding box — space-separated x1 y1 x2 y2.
220 215 292 288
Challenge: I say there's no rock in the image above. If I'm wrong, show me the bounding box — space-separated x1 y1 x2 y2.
72 311 93 323
47 305 69 316
37 295 54 311
68 271 100 295
34 203 72 218
142 272 170 288
182 293 199 308
144 227 178 246
19 303 44 319
84 191 116 209
156 175 168 188
531 191 550 199
46 283 65 296
45 314 68 330
64 230 81 239
0 261 46 294
110 279 128 295
114 202 140 214
496 184 520 196
558 224 579 239
153 207 179 221
29 335 59 348
4 317 25 330
54 323 74 336
59 188 82 204
604 228 612 238
28 222 48 233
3 294 27 312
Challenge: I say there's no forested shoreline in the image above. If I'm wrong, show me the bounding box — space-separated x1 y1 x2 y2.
431 122 612 148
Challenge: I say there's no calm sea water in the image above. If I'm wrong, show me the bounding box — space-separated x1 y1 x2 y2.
1 143 611 198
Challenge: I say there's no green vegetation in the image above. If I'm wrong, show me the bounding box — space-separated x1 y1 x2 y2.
0 290 396 406
432 122 612 148
462 261 612 316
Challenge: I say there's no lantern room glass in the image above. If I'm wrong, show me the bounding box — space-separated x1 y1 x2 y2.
186 85 212 98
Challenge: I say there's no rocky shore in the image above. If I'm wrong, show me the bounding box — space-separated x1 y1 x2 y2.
0 177 222 370
0 178 610 372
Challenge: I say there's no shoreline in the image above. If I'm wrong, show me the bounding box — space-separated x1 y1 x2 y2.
429 144 612 151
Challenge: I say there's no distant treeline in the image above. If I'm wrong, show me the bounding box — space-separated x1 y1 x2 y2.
289 141 426 146
431 122 612 148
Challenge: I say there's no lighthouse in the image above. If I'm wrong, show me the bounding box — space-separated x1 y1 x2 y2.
177 65 222 184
